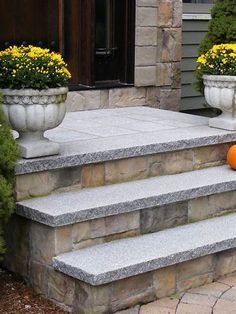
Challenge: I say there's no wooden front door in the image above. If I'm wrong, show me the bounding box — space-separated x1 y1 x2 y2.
0 0 135 88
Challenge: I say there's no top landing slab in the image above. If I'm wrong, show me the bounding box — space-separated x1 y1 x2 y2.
16 107 236 175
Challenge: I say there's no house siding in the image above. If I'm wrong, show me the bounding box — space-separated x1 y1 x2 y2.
180 2 213 111
181 15 211 111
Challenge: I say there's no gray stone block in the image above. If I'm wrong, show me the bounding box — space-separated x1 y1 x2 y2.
17 165 236 227
140 202 188 233
53 213 236 285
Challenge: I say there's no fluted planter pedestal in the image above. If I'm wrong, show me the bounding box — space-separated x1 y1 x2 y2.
203 75 236 131
2 87 68 158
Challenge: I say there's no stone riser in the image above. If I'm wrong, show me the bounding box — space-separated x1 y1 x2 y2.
5 189 236 282
15 143 231 201
72 250 236 314
4 225 236 314
46 190 236 252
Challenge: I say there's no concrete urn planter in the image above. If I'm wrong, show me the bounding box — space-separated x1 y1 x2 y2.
203 75 236 131
2 87 68 158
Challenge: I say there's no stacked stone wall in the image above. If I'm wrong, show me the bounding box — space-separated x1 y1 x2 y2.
135 0 182 111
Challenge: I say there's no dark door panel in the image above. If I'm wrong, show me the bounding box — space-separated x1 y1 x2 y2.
0 0 59 51
94 0 135 84
95 0 118 82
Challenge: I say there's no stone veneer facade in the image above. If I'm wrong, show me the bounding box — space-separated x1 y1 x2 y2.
66 0 182 112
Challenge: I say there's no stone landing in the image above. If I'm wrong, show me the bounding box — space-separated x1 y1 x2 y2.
15 107 236 201
16 107 236 175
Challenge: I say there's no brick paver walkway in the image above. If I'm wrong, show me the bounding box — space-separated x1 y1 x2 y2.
119 275 236 314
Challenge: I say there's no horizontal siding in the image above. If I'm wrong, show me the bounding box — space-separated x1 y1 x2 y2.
182 45 199 58
183 4 212 14
182 85 201 98
183 31 206 45
181 58 197 72
183 20 209 32
181 18 210 111
181 71 195 85
181 97 207 110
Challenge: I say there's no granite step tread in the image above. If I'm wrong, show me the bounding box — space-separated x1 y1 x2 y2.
17 165 236 227
15 107 236 175
53 213 236 286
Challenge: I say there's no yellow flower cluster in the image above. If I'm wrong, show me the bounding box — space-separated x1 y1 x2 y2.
0 45 71 76
197 44 236 65
196 44 236 76
197 55 207 65
0 45 71 89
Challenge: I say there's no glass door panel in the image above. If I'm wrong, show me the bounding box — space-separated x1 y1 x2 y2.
95 0 118 82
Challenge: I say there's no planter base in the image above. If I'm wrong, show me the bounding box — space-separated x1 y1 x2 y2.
17 138 59 159
209 115 236 131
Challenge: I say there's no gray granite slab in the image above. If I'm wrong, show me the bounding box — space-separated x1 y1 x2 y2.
72 126 137 138
125 112 207 125
53 213 236 285
60 118 103 129
17 165 236 227
15 107 236 175
45 128 98 143
87 115 177 131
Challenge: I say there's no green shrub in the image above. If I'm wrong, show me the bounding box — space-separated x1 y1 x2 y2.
195 0 236 92
199 0 236 54
0 93 19 256
0 176 15 254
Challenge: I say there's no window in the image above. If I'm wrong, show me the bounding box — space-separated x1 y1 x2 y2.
95 0 118 82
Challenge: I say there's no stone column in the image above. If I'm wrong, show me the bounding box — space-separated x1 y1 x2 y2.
135 0 183 111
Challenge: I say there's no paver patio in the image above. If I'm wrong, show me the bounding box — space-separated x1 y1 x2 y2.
119 275 236 314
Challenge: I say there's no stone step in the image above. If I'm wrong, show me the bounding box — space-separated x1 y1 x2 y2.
17 165 236 229
15 107 236 201
53 213 236 286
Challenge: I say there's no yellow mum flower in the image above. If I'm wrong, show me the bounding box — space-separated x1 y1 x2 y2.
197 55 207 65
0 45 71 89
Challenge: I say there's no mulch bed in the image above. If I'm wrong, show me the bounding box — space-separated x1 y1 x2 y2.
0 268 68 314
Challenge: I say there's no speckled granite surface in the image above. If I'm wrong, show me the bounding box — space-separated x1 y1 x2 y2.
53 213 236 285
15 107 236 174
17 165 236 226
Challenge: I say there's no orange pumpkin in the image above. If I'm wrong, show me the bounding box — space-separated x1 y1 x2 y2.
227 145 236 170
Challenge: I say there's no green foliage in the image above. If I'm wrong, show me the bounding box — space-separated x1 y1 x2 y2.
0 46 71 90
0 93 19 256
199 0 236 54
195 0 236 92
0 176 15 254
